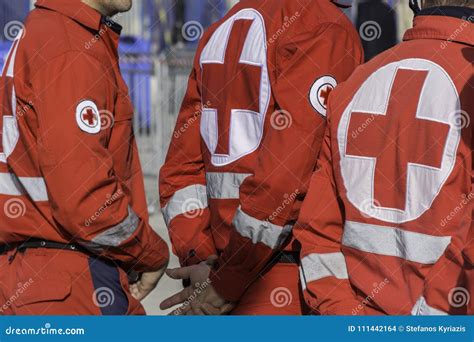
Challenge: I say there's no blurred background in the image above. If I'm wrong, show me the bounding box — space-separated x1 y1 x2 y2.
0 0 414 315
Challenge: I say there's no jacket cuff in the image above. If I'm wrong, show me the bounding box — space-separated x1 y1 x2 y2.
179 249 205 266
131 233 170 272
209 264 253 302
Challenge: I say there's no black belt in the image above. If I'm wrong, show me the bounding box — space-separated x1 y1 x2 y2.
0 240 89 263
17 240 87 253
267 251 299 267
253 251 299 280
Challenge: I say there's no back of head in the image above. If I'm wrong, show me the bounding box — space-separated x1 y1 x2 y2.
422 0 474 8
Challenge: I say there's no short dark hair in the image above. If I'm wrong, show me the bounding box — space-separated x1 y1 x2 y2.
422 0 474 7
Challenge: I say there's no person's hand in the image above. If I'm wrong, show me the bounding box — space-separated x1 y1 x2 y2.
130 263 167 301
160 256 235 315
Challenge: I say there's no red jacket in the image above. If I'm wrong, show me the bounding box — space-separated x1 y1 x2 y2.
0 0 169 272
295 9 473 315
159 0 363 300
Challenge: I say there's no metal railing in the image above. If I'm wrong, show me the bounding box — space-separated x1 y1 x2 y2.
121 47 194 177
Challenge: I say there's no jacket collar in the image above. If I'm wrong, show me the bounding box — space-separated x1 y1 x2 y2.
404 7 474 47
417 5 474 21
35 0 111 33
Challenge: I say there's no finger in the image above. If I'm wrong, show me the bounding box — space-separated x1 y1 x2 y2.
129 283 141 300
168 303 191 316
160 287 193 310
220 302 235 315
205 255 219 265
132 290 148 301
186 305 204 316
137 282 154 293
166 267 193 280
200 303 222 315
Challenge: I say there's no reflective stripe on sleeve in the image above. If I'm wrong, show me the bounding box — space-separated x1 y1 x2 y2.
0 173 49 202
161 184 208 226
90 206 140 248
232 206 292 249
411 296 448 316
300 252 349 289
206 172 251 199
342 221 451 264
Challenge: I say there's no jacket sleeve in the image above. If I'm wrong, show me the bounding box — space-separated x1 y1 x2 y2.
464 213 474 315
209 23 364 301
418 241 467 315
420 176 473 315
296 119 363 315
159 53 217 266
34 52 169 273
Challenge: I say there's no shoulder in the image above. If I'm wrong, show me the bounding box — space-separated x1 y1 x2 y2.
17 8 111 81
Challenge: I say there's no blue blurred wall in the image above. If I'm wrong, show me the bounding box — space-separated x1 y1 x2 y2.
0 0 30 41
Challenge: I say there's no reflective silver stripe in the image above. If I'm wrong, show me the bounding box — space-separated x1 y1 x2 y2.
232 206 292 249
90 207 140 247
300 253 349 287
0 173 48 202
206 172 251 199
342 221 451 264
411 296 448 316
161 184 208 226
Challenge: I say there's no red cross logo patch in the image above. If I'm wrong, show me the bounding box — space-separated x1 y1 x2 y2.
337 59 460 223
309 75 337 117
199 8 270 166
76 100 101 134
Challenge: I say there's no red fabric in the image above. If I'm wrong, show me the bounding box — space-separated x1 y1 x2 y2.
0 0 168 272
295 16 473 315
230 263 308 315
160 0 363 302
0 248 145 315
